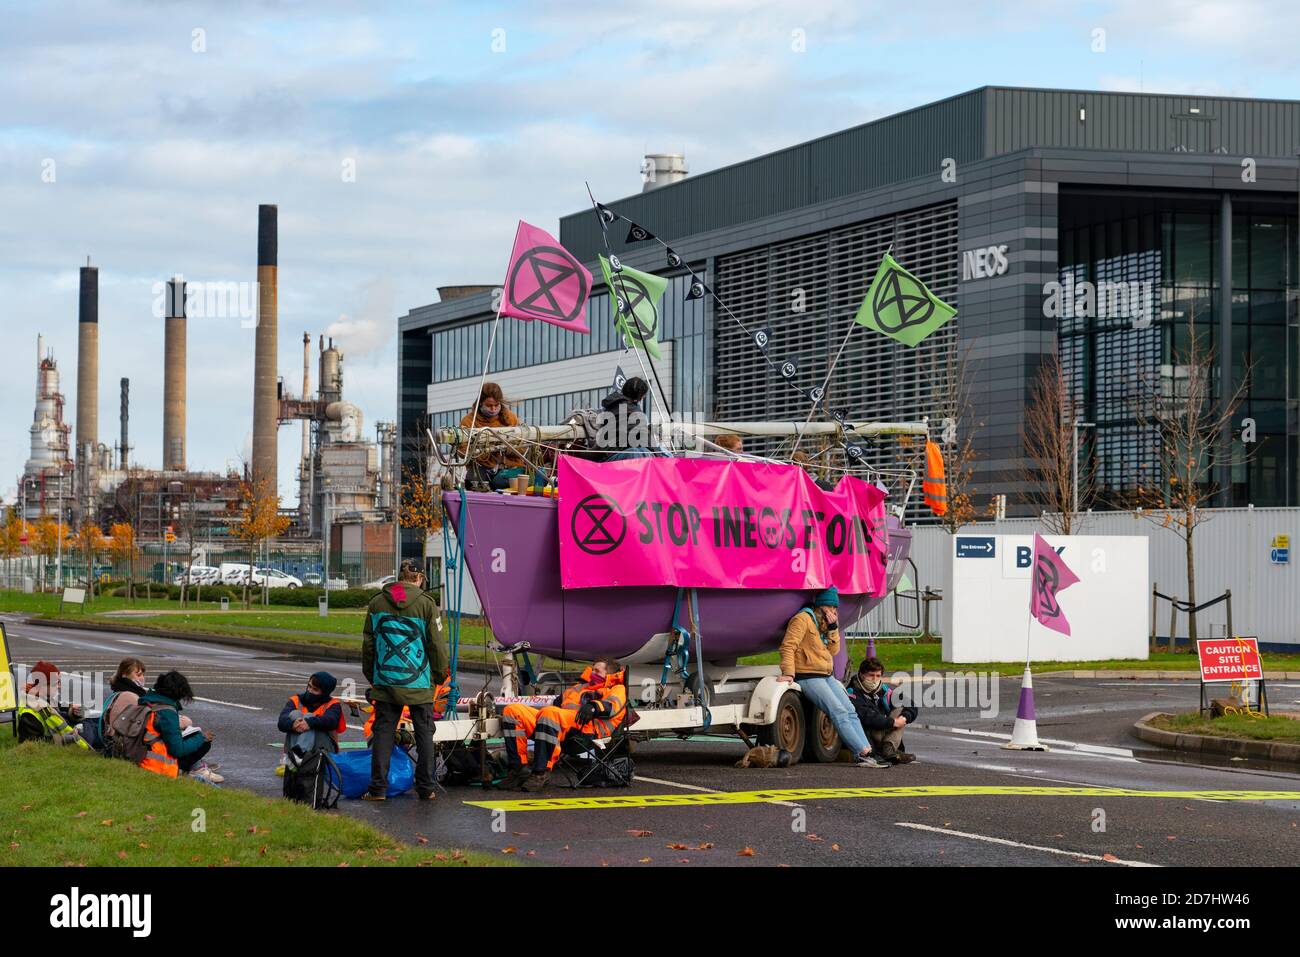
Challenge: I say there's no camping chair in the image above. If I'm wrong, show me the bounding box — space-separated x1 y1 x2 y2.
554 683 637 789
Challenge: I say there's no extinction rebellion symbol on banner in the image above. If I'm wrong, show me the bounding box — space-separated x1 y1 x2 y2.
571 494 626 555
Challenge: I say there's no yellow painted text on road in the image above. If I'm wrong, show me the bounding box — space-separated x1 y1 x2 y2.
465 785 1300 813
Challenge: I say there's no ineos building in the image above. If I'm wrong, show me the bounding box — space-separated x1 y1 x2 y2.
398 86 1300 556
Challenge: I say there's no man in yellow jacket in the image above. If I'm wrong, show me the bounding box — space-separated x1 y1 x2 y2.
777 587 889 768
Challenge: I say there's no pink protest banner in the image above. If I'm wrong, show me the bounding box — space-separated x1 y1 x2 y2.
500 220 592 333
557 455 889 593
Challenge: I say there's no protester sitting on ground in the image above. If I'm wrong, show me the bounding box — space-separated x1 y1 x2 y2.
136 671 220 782
279 672 346 756
362 559 447 802
847 656 918 764
777 588 889 768
16 661 89 749
81 657 148 755
714 433 743 455
599 376 654 460
459 382 527 489
499 658 628 792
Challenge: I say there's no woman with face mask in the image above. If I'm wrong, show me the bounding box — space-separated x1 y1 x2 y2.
458 382 528 489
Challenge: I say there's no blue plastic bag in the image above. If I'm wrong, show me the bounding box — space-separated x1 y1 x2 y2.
332 747 415 799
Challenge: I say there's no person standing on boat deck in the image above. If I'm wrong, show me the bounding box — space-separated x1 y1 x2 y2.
599 376 654 460
362 560 447 801
777 587 890 768
459 382 527 489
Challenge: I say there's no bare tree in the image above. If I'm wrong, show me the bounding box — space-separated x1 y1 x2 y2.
1132 315 1248 645
921 337 984 534
1020 351 1094 533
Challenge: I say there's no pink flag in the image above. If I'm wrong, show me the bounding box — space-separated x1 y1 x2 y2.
500 220 592 333
1029 533 1080 636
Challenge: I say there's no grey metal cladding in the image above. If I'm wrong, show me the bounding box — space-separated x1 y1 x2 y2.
559 89 985 264
986 87 1300 157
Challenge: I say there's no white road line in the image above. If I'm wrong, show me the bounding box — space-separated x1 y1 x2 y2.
116 639 151 647
894 822 1158 867
192 696 263 711
919 723 1135 757
346 724 366 732
20 636 59 645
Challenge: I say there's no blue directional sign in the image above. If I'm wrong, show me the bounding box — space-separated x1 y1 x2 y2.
956 536 996 559
1271 547 1289 565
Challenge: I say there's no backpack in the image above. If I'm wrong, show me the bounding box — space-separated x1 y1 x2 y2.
80 691 120 756
283 745 342 810
109 700 173 764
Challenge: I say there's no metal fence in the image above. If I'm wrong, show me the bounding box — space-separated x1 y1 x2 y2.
905 507 1300 648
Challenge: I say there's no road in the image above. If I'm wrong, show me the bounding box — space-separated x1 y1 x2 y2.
6 615 1300 867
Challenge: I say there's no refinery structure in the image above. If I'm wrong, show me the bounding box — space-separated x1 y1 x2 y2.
14 206 399 584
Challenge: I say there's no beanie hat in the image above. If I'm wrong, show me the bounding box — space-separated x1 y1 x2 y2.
310 671 338 696
813 586 839 608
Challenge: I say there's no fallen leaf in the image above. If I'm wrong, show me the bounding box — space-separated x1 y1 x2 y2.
561 845 570 852
73 811 88 818
738 847 755 857
501 846 517 854
693 842 714 850
638 857 652 863
138 843 149 849
667 843 689 850
1136 844 1144 848
805 834 824 842
451 850 463 860
259 846 268 856
434 853 448 861
143 814 155 821
526 850 537 857
1167 836 1177 841
830 843 841 851
416 837 429 846
1103 853 1119 862
337 862 350 868
628 829 654 837
100 819 113 827
247 825 258 833
20 805 32 812
9 843 19 850
512 832 529 837
677 858 691 864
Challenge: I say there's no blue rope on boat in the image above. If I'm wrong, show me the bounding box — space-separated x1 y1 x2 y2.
441 488 468 708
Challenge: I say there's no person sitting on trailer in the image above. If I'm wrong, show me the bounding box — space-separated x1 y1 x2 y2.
17 661 89 749
777 588 890 768
499 658 628 791
278 672 346 755
598 376 654 460
459 382 527 490
846 656 918 764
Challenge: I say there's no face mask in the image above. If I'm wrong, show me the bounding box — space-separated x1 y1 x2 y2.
861 676 882 693
478 405 499 420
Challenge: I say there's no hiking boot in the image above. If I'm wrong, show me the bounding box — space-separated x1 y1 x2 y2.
893 752 917 764
876 743 899 763
521 770 550 792
362 791 387 802
417 790 437 801
498 766 530 791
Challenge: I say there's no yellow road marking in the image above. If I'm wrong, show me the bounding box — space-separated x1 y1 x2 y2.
464 785 1300 812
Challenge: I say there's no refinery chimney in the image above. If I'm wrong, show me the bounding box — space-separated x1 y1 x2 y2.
76 262 98 466
163 276 186 470
119 377 129 469
252 204 278 491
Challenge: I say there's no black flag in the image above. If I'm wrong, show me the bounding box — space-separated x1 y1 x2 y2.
595 202 618 226
844 442 866 463
665 248 683 269
778 358 799 380
753 326 772 354
685 276 707 301
625 222 655 244
613 365 628 392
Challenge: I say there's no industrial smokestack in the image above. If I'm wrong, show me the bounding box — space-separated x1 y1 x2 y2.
252 204 278 493
119 377 129 469
163 276 187 470
76 262 98 469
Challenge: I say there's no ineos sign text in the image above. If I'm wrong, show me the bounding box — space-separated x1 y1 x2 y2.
962 244 1009 280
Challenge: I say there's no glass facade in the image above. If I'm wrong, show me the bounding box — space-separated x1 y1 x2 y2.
1058 191 1298 506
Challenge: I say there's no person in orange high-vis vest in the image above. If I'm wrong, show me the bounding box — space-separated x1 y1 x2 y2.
279 672 347 755
361 673 451 738
499 659 627 792
923 439 947 517
141 707 180 778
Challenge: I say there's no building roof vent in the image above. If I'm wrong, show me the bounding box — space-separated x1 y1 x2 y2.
641 153 688 192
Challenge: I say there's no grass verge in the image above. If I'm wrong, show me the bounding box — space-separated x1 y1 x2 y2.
1148 711 1300 743
0 734 504 867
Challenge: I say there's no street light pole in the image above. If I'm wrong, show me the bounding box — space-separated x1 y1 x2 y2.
55 471 64 591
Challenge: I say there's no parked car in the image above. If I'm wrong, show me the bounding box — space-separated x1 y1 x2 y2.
174 564 221 586
219 562 253 585
302 571 323 587
325 577 349 591
362 574 397 590
252 568 302 589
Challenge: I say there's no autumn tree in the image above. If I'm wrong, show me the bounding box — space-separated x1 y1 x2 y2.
1132 314 1247 645
108 522 138 600
1 508 24 585
231 479 291 608
31 517 69 592
398 462 444 583
72 520 107 600
1020 351 1094 533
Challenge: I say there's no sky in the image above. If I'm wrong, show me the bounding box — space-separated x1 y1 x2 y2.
4 0 1300 504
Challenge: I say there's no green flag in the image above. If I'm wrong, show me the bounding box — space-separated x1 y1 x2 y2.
854 252 956 347
599 254 667 359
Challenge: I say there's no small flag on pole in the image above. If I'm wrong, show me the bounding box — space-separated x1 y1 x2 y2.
854 252 956 347
500 221 592 333
599 254 667 359
1029 533 1080 636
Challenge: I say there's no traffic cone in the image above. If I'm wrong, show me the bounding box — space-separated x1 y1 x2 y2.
867 635 877 658
1003 666 1048 751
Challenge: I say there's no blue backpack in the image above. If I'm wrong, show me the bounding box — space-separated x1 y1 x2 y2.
80 691 119 756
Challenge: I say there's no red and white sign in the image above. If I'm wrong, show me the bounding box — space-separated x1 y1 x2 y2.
1196 638 1263 682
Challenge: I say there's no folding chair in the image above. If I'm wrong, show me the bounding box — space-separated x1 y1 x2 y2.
554 699 638 789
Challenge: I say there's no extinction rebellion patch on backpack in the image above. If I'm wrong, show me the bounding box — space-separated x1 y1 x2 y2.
370 612 431 688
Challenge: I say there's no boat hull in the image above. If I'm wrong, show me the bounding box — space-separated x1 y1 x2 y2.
442 491 911 667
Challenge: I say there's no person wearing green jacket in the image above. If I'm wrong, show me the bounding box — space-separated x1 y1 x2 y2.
362 559 448 801
138 671 215 775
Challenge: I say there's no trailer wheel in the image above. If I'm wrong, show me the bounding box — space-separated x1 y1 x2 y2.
802 704 842 763
757 690 804 760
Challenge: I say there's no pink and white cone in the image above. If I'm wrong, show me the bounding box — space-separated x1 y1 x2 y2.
1003 666 1049 751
